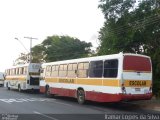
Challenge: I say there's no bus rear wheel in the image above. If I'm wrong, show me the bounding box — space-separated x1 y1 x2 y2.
7 83 10 90
77 89 85 104
18 85 21 92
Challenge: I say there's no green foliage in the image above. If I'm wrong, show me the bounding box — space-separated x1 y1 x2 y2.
32 35 92 62
98 0 160 97
32 44 45 63
14 53 29 65
99 0 136 20
153 80 160 98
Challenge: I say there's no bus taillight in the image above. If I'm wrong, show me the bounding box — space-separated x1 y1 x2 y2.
121 83 126 94
149 84 152 93
27 80 29 84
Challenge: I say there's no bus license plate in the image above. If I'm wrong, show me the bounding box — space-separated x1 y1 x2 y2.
135 88 141 91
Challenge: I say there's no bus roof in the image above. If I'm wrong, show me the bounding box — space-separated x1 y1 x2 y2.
5 63 41 70
42 52 150 67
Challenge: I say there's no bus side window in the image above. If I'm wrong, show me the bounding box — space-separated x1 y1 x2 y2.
89 60 103 78
24 67 27 75
77 62 89 78
51 65 58 77
12 69 14 75
103 59 118 78
21 67 24 75
46 66 51 77
18 68 20 75
59 64 67 77
19 68 22 75
10 69 13 75
5 70 6 75
6 70 8 76
13 68 16 75
67 63 77 78
6 69 9 75
16 68 18 75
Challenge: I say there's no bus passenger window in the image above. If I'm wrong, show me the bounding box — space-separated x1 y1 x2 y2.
46 66 52 77
7 70 9 75
89 61 103 78
21 67 24 75
16 68 19 75
24 67 27 75
59 64 67 77
104 59 118 78
11 69 13 75
13 69 16 75
77 62 89 78
67 63 77 78
6 70 8 75
51 65 58 77
19 68 21 75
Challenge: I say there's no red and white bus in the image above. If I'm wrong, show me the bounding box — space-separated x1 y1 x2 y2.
40 52 152 104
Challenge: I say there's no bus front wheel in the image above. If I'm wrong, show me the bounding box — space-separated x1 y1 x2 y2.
45 85 52 98
77 89 85 104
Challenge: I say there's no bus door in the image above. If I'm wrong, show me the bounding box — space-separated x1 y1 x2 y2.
28 63 41 86
122 55 152 95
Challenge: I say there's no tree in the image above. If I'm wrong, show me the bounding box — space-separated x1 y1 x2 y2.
13 53 29 65
32 44 46 63
32 35 92 62
98 0 160 97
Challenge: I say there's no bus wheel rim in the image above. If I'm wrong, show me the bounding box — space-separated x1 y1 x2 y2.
78 90 84 102
47 88 50 95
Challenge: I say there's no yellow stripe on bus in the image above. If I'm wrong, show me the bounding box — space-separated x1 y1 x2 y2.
77 79 103 86
103 80 119 87
45 77 151 87
5 77 26 81
45 78 58 83
45 77 119 87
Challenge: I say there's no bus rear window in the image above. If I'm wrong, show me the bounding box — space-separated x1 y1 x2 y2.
123 56 151 72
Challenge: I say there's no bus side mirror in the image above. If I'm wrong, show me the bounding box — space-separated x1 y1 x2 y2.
3 74 6 80
39 67 44 73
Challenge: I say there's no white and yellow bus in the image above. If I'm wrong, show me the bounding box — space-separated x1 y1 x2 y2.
5 63 41 91
40 52 152 104
0 72 5 86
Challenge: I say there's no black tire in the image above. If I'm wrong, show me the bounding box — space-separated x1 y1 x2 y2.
7 83 10 90
45 86 52 98
77 89 85 104
18 84 21 92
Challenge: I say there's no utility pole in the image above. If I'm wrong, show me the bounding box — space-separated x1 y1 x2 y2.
24 37 38 63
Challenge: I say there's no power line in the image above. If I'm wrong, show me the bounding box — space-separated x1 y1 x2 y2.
104 14 160 35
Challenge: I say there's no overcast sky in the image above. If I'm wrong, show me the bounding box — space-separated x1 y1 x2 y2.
0 0 104 72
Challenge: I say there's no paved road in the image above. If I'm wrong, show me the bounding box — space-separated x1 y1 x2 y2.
0 87 159 120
